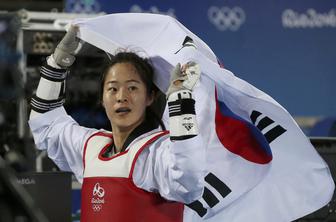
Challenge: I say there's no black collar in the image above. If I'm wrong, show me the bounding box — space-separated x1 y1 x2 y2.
102 115 158 158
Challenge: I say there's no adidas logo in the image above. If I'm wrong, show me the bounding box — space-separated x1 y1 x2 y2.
62 58 71 64
182 123 193 131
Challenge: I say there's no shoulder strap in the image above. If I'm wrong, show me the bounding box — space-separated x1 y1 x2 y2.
129 131 169 179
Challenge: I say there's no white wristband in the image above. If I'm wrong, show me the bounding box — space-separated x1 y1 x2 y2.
169 114 198 140
168 90 198 140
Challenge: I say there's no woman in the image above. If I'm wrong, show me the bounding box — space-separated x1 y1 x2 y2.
29 27 205 222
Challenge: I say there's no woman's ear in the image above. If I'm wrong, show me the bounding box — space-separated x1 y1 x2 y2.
146 91 155 107
101 100 105 109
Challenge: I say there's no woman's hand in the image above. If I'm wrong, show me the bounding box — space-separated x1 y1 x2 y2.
53 25 80 68
166 62 200 97
166 61 200 140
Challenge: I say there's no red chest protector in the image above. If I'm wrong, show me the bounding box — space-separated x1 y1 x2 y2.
81 131 184 222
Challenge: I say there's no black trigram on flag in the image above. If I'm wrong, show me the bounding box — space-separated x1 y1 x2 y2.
250 110 287 144
187 172 231 217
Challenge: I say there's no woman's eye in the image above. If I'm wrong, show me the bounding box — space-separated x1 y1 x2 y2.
107 87 117 92
128 86 137 91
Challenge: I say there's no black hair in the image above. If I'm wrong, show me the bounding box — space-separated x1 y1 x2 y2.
100 51 166 130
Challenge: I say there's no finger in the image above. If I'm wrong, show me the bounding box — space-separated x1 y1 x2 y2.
181 64 187 73
181 61 197 74
171 63 181 80
68 28 78 38
186 61 197 66
64 26 79 42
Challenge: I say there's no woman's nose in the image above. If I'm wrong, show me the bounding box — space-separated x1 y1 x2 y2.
116 88 128 103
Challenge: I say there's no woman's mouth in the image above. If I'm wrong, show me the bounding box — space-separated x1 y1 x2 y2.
115 107 131 114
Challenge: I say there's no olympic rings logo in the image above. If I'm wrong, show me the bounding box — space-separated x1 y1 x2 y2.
208 6 246 31
66 0 101 13
93 183 105 198
92 204 102 212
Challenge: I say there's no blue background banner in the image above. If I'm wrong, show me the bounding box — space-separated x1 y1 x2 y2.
65 0 336 117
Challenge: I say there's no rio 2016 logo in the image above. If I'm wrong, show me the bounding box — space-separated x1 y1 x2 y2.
91 183 105 212
282 9 336 28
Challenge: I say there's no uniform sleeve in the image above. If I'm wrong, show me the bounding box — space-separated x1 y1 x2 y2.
28 106 97 182
133 134 206 204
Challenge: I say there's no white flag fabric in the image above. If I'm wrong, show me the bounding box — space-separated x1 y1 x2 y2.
72 13 334 221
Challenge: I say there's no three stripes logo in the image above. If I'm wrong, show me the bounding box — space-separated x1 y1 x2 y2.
250 110 287 143
187 172 231 217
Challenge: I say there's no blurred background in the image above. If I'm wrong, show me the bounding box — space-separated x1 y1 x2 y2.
0 0 335 221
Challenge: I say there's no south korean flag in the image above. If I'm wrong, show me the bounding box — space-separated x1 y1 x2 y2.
72 13 334 222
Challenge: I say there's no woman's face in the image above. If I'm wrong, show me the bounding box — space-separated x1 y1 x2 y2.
102 62 154 133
